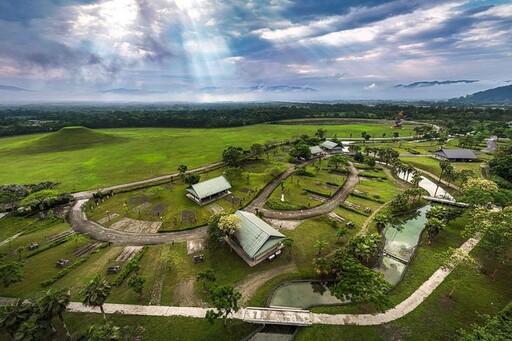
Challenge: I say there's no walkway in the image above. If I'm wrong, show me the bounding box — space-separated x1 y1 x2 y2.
0 235 478 326
248 162 359 220
69 199 206 245
422 196 468 207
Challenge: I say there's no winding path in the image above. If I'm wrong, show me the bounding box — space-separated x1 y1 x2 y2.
68 158 359 244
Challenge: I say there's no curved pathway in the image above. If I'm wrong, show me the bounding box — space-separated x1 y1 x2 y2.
68 158 359 244
7 234 476 326
247 162 359 220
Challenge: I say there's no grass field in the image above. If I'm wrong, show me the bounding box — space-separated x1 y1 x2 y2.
0 121 419 191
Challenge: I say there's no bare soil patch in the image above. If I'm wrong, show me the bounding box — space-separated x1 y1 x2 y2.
150 204 168 216
206 203 224 214
224 194 241 205
128 196 148 205
181 210 196 223
110 218 162 233
187 239 205 254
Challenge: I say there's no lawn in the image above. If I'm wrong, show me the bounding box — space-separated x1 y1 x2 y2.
266 159 347 210
86 157 288 231
0 121 419 192
399 156 484 184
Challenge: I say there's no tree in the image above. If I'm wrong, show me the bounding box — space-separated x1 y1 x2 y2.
250 143 264 159
390 193 409 213
14 317 51 341
177 164 188 177
336 226 347 242
411 172 422 188
313 257 330 276
127 275 145 298
314 240 328 256
218 214 241 236
184 174 200 185
207 213 227 248
0 253 23 287
80 276 112 321
330 256 391 311
348 144 361 153
223 167 243 182
459 178 499 207
346 234 382 264
197 269 216 291
374 212 391 233
281 237 294 255
0 299 38 338
82 322 120 341
425 217 445 243
439 247 480 297
328 155 348 170
464 206 512 279
289 143 311 159
206 285 241 327
426 206 447 221
434 160 450 197
222 146 245 167
38 288 71 338
315 128 327 139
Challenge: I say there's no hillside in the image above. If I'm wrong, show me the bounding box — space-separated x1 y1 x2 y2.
21 126 127 153
450 84 512 104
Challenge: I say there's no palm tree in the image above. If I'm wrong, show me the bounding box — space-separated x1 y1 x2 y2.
0 299 37 338
14 318 51 341
374 213 390 233
412 172 422 188
434 160 450 197
121 325 146 341
38 288 71 338
81 276 111 321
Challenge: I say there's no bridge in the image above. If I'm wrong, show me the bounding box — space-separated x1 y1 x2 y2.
422 196 469 207
243 307 312 326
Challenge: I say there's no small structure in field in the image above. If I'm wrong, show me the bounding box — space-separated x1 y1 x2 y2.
56 259 69 268
309 146 323 158
226 210 285 267
433 149 477 162
186 175 232 205
28 242 39 251
321 140 342 152
107 266 121 274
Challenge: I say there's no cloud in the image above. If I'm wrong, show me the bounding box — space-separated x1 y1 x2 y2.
364 83 378 90
0 84 35 92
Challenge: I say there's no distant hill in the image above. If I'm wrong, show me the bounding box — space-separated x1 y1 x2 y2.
21 126 127 153
100 88 165 95
394 80 478 88
0 84 34 92
450 85 512 104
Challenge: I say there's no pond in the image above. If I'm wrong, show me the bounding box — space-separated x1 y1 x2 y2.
268 281 345 309
397 171 453 199
375 204 430 285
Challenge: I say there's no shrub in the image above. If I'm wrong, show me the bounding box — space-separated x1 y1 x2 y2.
339 203 369 216
266 198 306 210
294 167 315 177
113 246 147 286
303 188 331 198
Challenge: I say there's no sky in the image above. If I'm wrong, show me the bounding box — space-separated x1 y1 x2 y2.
0 0 511 102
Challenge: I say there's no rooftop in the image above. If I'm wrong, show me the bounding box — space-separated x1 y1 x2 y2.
186 175 231 200
233 210 285 259
435 149 477 159
321 140 338 149
310 146 323 155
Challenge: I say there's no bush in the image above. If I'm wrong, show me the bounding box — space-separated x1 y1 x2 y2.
328 169 349 175
326 181 340 187
358 172 387 179
339 203 369 216
294 167 315 177
405 148 420 155
303 188 331 198
350 192 385 203
113 246 147 286
26 235 73 258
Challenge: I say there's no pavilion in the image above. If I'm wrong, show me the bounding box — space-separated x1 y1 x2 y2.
186 175 232 205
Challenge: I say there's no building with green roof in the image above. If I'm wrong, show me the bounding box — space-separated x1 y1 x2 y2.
186 175 232 205
226 210 285 267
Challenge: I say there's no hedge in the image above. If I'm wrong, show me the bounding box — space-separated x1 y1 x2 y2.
303 188 332 198
26 235 73 258
113 246 148 286
326 181 341 187
266 198 306 211
358 172 388 179
339 203 370 216
405 148 421 155
350 192 385 203
327 169 349 175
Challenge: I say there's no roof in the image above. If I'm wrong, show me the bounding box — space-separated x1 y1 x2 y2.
186 175 231 199
310 146 323 155
233 210 285 258
321 140 338 149
435 149 477 159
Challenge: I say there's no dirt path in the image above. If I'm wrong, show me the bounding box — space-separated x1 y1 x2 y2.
235 263 298 305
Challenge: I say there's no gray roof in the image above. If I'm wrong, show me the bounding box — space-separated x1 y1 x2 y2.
435 149 477 159
310 146 323 155
233 210 285 258
186 175 231 199
321 140 338 149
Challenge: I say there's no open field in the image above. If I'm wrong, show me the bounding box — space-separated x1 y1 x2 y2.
0 121 420 191
399 156 484 184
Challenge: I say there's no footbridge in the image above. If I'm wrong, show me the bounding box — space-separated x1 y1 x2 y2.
422 196 469 208
243 307 312 326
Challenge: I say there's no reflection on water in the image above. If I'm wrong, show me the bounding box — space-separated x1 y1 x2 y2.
269 281 344 309
397 171 453 199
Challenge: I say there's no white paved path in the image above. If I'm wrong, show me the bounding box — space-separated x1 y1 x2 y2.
44 235 479 326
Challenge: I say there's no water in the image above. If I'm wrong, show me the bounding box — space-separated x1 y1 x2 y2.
375 205 430 285
269 281 344 309
248 325 297 341
397 171 453 199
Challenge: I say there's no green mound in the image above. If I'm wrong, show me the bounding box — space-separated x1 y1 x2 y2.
22 126 127 153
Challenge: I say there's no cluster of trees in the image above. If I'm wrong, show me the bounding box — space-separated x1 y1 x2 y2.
2 103 511 137
0 278 146 340
313 233 390 310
